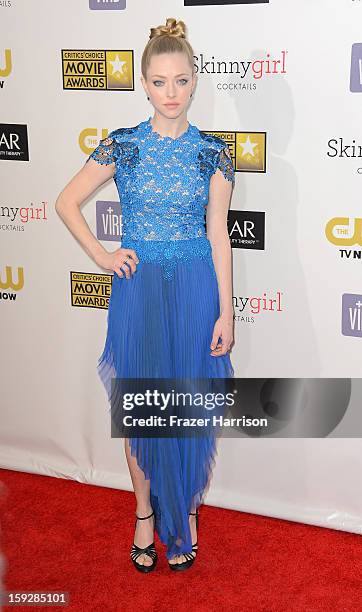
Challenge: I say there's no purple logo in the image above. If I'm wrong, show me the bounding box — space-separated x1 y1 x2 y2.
350 43 362 92
342 293 362 337
89 0 126 10
96 200 122 241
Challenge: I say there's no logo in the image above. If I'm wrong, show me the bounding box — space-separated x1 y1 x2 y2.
0 49 12 88
228 210 265 249
195 52 286 85
350 43 362 92
185 1 268 5
327 137 362 173
96 200 122 241
0 201 48 232
202 129 266 173
233 290 284 323
89 0 126 8
0 124 29 161
325 217 362 260
81 128 111 156
62 50 134 90
70 271 112 309
342 294 362 337
0 266 24 301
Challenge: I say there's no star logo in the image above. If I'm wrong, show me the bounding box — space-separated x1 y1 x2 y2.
239 136 258 157
109 54 127 79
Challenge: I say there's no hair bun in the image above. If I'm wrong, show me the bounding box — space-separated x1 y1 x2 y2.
150 17 186 40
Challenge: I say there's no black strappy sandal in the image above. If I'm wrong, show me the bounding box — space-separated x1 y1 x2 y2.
130 510 158 573
168 509 199 571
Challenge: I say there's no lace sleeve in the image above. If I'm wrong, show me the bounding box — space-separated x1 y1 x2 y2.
213 144 235 186
86 134 118 166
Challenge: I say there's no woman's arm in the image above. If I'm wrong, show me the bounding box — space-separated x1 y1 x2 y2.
206 155 234 355
55 158 139 278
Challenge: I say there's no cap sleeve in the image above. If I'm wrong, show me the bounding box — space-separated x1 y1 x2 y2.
213 143 235 186
86 133 118 166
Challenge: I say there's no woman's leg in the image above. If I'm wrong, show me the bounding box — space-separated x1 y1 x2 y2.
124 438 154 567
168 512 198 565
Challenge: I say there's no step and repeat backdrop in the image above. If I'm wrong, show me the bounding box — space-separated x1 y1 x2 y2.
1 1 361 535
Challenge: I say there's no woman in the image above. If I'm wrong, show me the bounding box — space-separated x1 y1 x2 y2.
55 17 235 572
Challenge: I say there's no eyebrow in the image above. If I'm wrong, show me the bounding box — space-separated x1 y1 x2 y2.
151 73 190 78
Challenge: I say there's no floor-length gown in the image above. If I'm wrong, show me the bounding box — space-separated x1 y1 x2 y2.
86 116 235 560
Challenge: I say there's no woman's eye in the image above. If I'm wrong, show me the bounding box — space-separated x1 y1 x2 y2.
152 79 189 86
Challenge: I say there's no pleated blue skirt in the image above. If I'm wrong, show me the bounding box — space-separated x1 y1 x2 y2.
97 237 234 559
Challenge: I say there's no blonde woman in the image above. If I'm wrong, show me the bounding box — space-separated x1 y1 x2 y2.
56 17 235 573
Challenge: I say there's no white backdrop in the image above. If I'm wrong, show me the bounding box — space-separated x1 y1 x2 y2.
1 0 361 535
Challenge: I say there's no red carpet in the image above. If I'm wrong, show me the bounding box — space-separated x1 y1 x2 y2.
0 467 360 611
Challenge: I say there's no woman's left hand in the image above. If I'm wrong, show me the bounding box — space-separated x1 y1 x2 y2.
210 315 234 356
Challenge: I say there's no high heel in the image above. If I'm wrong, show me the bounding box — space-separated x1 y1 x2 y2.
168 509 199 571
130 510 158 573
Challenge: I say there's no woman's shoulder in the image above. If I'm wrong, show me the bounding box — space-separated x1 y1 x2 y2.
197 126 229 151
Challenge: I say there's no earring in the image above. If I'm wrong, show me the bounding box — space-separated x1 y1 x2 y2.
147 96 150 100
190 93 192 98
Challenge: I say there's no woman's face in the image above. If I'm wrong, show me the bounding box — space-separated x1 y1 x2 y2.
142 52 196 118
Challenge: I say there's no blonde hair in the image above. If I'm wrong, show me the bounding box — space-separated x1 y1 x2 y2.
141 17 195 80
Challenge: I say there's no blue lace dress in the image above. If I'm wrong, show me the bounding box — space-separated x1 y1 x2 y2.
87 116 235 560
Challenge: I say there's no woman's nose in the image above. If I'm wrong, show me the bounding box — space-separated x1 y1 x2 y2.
166 86 176 98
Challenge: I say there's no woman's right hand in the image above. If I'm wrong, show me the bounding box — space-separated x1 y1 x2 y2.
94 247 140 279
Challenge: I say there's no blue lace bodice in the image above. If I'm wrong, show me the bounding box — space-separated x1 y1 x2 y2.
86 116 234 279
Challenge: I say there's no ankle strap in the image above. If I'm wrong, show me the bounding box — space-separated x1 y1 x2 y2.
135 511 154 520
